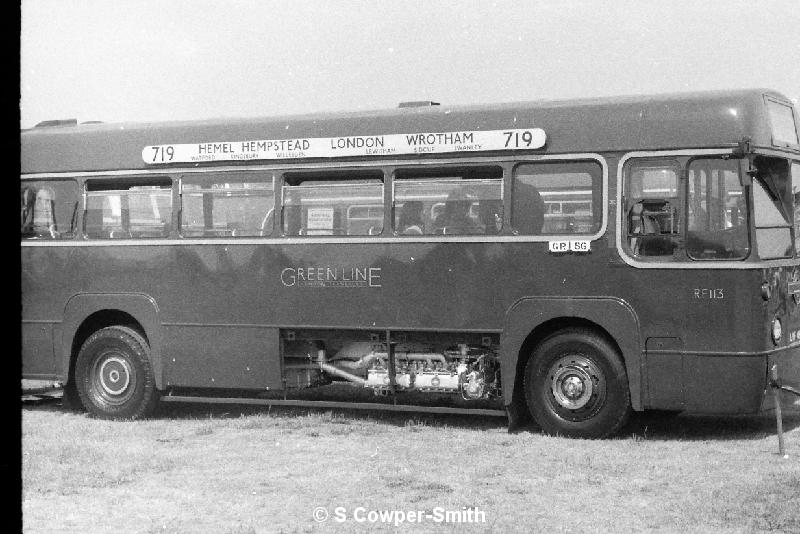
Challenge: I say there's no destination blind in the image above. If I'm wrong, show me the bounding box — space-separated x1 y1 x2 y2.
143 128 547 164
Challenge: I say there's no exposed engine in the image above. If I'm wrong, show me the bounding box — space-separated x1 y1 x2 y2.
282 338 501 400
359 344 501 400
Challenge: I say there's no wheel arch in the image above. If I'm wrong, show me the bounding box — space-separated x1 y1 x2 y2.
501 297 643 414
61 293 164 390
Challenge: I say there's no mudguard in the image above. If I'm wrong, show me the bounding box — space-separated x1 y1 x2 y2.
501 296 643 412
60 293 164 389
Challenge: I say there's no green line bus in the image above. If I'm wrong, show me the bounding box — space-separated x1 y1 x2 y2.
21 89 800 438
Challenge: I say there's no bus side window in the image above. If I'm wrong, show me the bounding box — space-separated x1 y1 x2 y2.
281 171 383 237
84 178 172 240
20 180 79 240
393 166 502 236
512 161 601 235
180 173 274 238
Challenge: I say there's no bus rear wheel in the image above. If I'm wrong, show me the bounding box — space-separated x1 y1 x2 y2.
75 326 159 419
524 328 630 439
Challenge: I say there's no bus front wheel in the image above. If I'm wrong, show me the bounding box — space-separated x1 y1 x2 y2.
524 328 630 439
75 326 160 419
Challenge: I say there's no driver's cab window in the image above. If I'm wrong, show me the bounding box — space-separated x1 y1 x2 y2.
624 156 752 262
624 160 681 258
686 158 749 260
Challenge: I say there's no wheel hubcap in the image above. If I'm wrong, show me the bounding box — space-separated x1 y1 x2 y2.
548 354 603 412
92 353 133 403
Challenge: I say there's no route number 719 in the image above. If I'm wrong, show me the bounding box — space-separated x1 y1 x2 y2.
503 131 536 148
150 146 175 162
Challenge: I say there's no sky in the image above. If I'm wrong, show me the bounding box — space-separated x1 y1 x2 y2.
19 0 800 128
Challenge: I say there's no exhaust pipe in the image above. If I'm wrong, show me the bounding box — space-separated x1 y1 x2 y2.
317 350 367 386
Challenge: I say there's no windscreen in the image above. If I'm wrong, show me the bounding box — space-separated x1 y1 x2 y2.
754 158 794 259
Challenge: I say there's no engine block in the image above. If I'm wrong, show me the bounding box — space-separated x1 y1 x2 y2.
362 345 500 400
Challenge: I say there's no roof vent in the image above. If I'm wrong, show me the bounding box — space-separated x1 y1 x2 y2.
34 119 78 128
398 101 440 108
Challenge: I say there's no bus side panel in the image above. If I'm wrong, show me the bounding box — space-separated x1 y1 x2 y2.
645 350 767 413
644 337 683 410
21 322 56 378
501 296 643 411
22 246 75 380
61 293 164 388
162 326 282 390
769 346 800 403
683 355 766 413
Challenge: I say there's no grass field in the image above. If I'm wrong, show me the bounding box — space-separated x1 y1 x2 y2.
21 394 800 534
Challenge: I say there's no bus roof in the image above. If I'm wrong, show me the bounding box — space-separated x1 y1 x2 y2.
21 88 799 174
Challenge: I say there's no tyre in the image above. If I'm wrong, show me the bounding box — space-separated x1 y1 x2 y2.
75 326 160 419
524 328 630 439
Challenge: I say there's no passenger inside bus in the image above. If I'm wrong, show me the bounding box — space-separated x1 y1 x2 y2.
397 200 424 234
478 199 503 234
510 182 544 234
435 191 481 234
